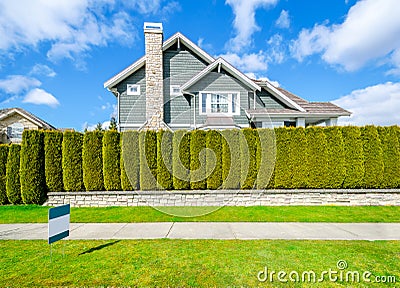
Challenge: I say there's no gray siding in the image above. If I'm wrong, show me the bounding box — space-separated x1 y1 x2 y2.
256 89 287 109
163 47 208 126
115 66 146 125
188 71 251 126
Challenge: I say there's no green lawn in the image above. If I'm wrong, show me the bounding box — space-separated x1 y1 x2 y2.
0 240 398 287
1 205 399 223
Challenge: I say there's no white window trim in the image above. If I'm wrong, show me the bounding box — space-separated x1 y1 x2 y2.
199 91 240 116
170 85 182 96
127 84 140 96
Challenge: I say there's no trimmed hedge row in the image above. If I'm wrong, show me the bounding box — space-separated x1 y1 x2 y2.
6 144 21 204
8 125 400 205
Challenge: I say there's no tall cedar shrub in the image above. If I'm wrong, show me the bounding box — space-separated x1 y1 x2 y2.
44 131 63 192
306 127 328 188
256 129 276 189
288 127 309 188
342 126 364 188
83 131 104 191
361 126 384 188
221 129 241 189
190 130 207 189
103 130 122 191
324 127 346 188
172 130 191 190
157 130 173 190
378 126 400 188
206 130 222 189
62 131 84 191
6 144 21 204
241 128 260 189
20 130 46 204
273 127 291 188
139 131 158 190
0 145 9 204
120 131 138 190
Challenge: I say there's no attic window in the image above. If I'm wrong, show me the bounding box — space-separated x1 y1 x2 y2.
127 84 140 96
170 85 181 96
7 122 24 140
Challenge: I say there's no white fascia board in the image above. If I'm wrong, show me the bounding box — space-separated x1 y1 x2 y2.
263 83 306 112
251 112 349 118
0 108 44 128
182 58 261 92
103 56 146 89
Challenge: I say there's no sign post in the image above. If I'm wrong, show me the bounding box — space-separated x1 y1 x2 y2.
48 204 70 262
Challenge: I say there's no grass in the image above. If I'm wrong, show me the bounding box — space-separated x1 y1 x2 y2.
1 205 399 223
0 240 399 287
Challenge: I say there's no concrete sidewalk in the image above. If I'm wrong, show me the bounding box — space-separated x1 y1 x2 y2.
1 223 399 240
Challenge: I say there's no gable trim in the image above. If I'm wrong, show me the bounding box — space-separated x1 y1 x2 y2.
0 108 52 129
181 57 262 92
104 32 215 89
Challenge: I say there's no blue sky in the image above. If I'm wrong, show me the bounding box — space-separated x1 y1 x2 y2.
1 0 400 130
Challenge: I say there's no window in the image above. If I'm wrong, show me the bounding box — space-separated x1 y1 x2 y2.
170 85 181 96
127 84 140 96
7 122 24 140
199 92 239 115
284 121 296 127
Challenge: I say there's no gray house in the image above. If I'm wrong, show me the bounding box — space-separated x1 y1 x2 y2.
104 23 350 131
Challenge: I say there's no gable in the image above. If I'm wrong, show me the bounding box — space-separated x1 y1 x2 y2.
256 88 289 110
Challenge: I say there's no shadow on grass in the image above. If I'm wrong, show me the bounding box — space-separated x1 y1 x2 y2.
79 240 121 255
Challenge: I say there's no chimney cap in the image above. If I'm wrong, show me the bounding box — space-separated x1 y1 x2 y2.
144 22 163 33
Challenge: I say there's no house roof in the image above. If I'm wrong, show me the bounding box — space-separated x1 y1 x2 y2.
104 32 215 89
0 108 56 129
181 57 262 92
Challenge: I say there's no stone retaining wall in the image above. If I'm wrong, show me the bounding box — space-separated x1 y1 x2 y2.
45 189 400 207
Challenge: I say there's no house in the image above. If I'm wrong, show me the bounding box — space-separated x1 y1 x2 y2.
104 22 350 131
0 108 55 143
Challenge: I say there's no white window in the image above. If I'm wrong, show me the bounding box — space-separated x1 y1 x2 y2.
127 84 140 96
7 122 24 140
170 85 181 96
199 92 240 116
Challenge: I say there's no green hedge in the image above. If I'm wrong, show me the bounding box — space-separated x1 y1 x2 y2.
306 127 328 188
342 126 364 188
172 130 191 190
190 130 207 189
256 129 275 189
44 131 63 192
6 144 21 204
157 130 173 190
273 128 291 188
324 127 346 188
206 130 222 189
361 126 384 188
103 130 122 191
0 145 9 205
290 128 309 188
120 131 139 190
62 131 84 191
221 129 241 189
83 131 104 191
140 131 158 190
378 126 400 188
240 128 259 189
20 130 46 204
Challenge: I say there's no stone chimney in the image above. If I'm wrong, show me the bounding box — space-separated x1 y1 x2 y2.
143 22 169 131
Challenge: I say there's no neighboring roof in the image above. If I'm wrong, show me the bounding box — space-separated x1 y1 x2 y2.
104 32 215 89
181 57 261 92
0 108 56 129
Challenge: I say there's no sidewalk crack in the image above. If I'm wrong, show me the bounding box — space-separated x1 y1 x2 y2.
165 222 175 238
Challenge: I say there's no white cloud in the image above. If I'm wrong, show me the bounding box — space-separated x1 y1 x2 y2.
291 0 400 72
220 51 268 73
0 75 41 94
0 1 136 67
225 0 278 52
267 34 285 64
30 64 56 78
333 82 400 126
275 10 290 29
245 72 280 86
23 88 60 108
